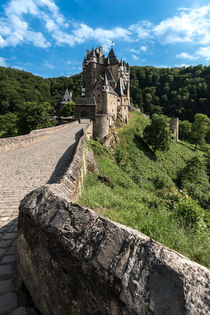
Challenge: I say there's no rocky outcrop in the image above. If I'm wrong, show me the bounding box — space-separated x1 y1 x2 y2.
18 186 210 315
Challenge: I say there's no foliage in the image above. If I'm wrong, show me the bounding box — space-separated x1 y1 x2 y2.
179 156 209 208
60 101 75 116
130 65 210 121
0 112 18 137
18 102 55 134
143 115 172 152
165 189 207 232
0 67 82 116
79 112 210 267
191 113 209 150
179 120 192 141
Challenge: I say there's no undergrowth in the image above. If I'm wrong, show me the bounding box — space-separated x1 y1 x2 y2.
79 112 210 268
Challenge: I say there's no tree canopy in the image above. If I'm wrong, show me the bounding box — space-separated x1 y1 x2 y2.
143 115 172 152
190 113 209 150
130 65 210 121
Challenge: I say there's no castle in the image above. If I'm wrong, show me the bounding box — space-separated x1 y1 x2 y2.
75 46 130 138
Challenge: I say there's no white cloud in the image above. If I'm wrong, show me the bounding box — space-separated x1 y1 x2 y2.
176 52 198 60
140 46 147 52
43 61 55 69
132 54 138 60
0 57 7 67
196 46 210 60
154 5 210 45
175 64 190 68
0 0 210 64
177 47 210 61
130 48 139 54
130 46 147 54
129 21 153 40
0 0 56 48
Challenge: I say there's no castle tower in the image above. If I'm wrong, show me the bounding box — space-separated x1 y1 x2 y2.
75 46 130 138
170 118 179 142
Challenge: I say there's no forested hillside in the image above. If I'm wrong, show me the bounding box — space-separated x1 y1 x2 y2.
0 67 82 115
130 65 210 121
0 64 210 137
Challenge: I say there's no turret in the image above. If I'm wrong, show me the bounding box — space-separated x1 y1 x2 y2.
89 48 97 63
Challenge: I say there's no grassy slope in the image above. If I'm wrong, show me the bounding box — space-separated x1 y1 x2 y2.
79 112 209 267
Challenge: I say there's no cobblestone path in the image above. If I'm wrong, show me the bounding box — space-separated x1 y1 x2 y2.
0 123 87 314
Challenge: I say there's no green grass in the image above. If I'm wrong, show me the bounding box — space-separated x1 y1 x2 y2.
79 112 210 268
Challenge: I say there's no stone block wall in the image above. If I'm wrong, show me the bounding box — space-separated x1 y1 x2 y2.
17 121 210 315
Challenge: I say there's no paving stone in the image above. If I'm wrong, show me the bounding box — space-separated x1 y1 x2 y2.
0 293 17 313
10 307 27 315
0 123 87 311
0 279 12 293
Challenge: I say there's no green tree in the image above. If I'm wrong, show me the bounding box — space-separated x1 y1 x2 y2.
179 156 209 208
191 113 209 150
143 115 172 153
0 112 18 137
60 101 75 116
179 120 192 141
18 102 55 134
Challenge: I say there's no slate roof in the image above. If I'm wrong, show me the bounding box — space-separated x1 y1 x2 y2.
59 89 71 104
105 68 115 83
75 98 96 106
116 78 125 96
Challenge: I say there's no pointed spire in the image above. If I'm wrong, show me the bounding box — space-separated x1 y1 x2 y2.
108 47 115 57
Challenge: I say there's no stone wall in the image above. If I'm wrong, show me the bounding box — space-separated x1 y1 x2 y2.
17 120 210 315
0 121 78 152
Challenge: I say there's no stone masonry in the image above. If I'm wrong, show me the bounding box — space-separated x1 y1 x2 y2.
0 122 88 314
17 123 210 314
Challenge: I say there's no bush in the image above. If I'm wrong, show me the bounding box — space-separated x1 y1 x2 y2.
0 112 18 137
173 197 205 231
179 156 209 208
165 188 206 232
60 101 75 116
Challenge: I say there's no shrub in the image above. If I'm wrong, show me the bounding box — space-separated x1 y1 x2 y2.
179 156 209 208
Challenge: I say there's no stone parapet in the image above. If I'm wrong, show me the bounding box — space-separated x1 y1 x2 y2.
0 121 78 152
17 119 210 315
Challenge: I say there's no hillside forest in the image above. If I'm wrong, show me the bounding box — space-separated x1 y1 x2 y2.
0 64 210 137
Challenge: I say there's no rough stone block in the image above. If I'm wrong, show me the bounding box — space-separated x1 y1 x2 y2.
0 293 17 313
18 185 210 315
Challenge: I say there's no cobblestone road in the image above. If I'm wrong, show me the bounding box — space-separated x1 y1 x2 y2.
0 123 87 314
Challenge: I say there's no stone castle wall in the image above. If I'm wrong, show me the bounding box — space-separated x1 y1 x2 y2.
18 123 210 315
0 121 78 152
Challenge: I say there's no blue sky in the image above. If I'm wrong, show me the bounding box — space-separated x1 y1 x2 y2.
0 0 210 77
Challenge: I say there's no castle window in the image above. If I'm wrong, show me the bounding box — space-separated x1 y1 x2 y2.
98 94 100 97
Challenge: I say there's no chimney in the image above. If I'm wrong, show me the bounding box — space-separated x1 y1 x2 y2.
99 46 103 57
